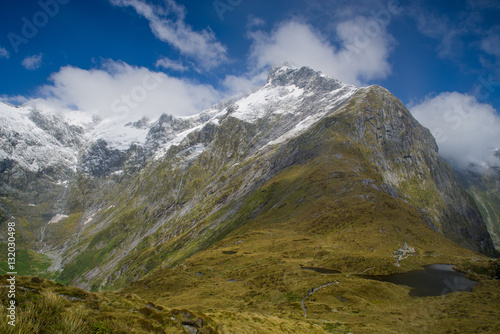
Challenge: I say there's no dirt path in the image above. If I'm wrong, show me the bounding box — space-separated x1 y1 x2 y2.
301 281 339 318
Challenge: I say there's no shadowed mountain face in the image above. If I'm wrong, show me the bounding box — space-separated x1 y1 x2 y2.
332 86 496 257
0 65 497 292
454 162 500 252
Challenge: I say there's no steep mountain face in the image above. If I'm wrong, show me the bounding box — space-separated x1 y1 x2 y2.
0 101 82 251
335 87 495 255
0 65 497 292
454 157 500 251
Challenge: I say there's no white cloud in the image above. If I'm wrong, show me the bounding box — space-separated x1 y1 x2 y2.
155 57 188 72
410 92 500 170
248 18 394 85
38 60 221 120
0 47 9 59
110 0 227 70
21 54 43 70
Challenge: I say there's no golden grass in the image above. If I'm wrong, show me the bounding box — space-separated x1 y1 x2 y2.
123 219 500 333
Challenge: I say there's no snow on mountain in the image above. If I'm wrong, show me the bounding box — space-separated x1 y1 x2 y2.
3 64 499 293
231 84 305 122
87 118 151 151
0 65 360 176
143 65 359 160
0 102 79 173
151 120 212 160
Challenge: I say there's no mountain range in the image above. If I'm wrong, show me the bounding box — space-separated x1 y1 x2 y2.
1 65 499 333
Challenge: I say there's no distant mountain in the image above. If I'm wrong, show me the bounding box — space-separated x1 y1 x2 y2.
0 65 497 292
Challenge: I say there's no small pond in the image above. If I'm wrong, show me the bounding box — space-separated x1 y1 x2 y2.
359 264 477 297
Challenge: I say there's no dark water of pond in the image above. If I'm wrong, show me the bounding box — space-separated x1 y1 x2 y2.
359 264 477 297
301 267 341 274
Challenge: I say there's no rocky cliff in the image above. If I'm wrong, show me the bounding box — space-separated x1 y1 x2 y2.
0 65 497 291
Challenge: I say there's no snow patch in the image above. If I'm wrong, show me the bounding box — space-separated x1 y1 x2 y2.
233 85 305 123
48 214 68 224
153 123 206 160
62 110 95 127
261 86 357 149
0 102 78 172
87 118 149 151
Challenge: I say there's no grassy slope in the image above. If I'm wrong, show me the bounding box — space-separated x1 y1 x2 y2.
0 275 339 334
121 135 500 333
0 248 52 277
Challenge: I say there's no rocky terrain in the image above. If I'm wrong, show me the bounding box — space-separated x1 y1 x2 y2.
0 65 499 333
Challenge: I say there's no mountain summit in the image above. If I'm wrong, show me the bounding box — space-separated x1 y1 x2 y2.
0 65 497 292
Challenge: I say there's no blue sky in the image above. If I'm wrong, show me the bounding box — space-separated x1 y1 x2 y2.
0 0 499 168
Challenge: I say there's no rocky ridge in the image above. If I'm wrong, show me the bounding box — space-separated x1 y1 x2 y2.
0 65 497 291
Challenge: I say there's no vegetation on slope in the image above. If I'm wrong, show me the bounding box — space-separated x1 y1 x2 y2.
45 85 496 293
0 275 344 333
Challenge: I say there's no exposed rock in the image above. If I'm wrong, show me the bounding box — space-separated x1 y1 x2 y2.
0 65 497 291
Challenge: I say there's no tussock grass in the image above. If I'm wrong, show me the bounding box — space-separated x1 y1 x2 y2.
0 275 193 333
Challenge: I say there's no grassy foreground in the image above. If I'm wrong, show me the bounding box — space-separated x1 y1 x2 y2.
123 226 500 333
1 245 499 333
0 275 343 333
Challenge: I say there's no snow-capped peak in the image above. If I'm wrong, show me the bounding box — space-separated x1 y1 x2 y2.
0 65 359 175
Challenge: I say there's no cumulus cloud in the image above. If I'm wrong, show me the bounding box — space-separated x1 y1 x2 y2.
21 54 43 70
248 18 395 85
410 92 500 170
155 57 188 72
110 0 227 70
0 47 9 59
38 60 221 120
